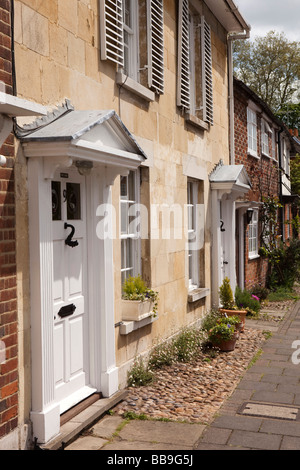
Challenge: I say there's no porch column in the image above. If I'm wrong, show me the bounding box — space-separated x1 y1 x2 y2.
211 189 222 307
28 158 60 444
89 168 119 398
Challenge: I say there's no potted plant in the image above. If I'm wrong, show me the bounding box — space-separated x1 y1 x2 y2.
208 319 239 352
122 275 159 321
219 277 247 331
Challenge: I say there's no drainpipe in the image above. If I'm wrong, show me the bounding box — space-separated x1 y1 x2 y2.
227 30 250 165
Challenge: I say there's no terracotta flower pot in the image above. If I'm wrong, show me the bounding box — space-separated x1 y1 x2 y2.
212 336 237 352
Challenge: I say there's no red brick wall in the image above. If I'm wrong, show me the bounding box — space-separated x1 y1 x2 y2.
0 0 18 441
234 83 280 290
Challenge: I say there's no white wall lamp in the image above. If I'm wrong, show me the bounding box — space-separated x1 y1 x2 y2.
0 155 6 166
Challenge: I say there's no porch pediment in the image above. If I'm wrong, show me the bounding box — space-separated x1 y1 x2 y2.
209 161 251 196
20 106 147 180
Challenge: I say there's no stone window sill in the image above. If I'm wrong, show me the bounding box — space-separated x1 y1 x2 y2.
118 314 158 335
185 113 209 131
116 72 155 102
188 287 210 303
248 254 260 261
247 150 259 159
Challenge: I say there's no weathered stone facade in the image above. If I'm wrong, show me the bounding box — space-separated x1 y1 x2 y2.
10 0 252 446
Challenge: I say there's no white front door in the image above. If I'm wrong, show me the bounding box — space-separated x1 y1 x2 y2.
51 169 94 413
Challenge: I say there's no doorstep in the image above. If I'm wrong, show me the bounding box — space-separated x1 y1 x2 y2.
39 390 128 450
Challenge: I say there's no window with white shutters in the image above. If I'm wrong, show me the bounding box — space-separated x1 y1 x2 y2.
147 0 164 94
100 0 124 66
100 0 164 96
201 17 213 125
177 0 190 109
177 2 213 126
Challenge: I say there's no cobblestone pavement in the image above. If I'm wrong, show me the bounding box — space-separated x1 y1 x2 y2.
64 295 300 451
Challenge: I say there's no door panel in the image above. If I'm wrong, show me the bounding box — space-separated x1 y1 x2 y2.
51 169 92 410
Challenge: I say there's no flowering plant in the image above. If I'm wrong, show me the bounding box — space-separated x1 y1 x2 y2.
122 275 159 316
208 321 237 344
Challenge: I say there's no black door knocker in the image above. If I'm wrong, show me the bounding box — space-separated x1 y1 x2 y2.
64 223 79 248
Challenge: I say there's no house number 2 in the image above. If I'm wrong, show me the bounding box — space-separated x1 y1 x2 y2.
64 223 79 248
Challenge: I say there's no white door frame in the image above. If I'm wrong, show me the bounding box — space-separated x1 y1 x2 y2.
28 158 121 444
23 110 146 444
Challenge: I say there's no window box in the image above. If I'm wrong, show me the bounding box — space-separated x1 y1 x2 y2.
121 298 154 322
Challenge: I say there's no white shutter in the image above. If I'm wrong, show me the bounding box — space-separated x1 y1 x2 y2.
100 0 124 67
177 0 190 109
201 16 213 125
147 0 164 94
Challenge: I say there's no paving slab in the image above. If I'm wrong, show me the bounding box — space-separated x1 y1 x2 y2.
91 416 124 440
65 436 107 450
117 420 205 448
228 429 282 450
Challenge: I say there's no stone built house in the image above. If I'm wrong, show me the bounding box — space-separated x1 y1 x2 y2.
1 0 255 448
233 77 300 291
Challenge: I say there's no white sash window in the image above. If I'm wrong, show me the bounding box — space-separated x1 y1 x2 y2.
120 170 141 285
247 107 258 157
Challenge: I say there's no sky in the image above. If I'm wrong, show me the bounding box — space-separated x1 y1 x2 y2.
234 0 300 42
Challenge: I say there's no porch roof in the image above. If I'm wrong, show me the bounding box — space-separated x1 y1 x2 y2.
209 161 252 194
20 108 147 160
19 106 148 178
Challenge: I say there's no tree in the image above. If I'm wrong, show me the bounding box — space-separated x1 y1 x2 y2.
233 31 300 112
291 154 300 196
275 103 300 132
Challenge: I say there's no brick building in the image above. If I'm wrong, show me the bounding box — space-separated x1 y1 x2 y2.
233 77 300 290
0 0 17 444
0 0 45 449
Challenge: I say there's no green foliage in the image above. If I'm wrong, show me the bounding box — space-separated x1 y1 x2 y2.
276 104 300 133
201 309 222 332
260 239 300 290
233 31 300 112
148 327 204 370
290 155 300 196
207 322 236 344
202 311 241 345
260 196 282 252
235 287 261 314
127 356 154 388
147 341 176 369
250 284 270 301
267 286 300 302
219 277 235 309
122 275 159 316
172 327 203 362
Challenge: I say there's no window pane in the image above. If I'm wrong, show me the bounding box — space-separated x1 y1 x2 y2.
120 175 128 198
66 183 81 220
52 181 61 221
121 201 128 234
